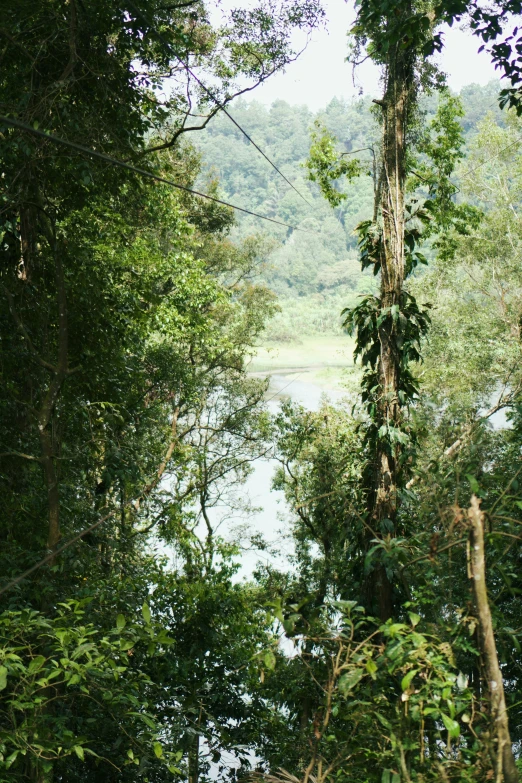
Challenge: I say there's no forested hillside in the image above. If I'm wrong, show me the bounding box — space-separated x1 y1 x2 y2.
2 1 522 782
195 81 505 338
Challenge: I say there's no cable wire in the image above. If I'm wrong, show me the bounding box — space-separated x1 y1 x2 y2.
0 115 316 233
125 0 315 208
459 135 522 180
0 506 120 597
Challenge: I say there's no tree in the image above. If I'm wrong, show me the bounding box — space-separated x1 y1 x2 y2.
0 1 325 779
285 2 522 780
0 0 323 561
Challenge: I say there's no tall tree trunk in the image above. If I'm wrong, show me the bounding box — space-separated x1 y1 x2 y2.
367 15 413 622
188 732 200 783
38 242 69 555
19 202 38 281
468 496 519 783
4 224 69 556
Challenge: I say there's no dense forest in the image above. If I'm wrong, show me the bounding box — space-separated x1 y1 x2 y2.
1 1 522 783
195 82 505 338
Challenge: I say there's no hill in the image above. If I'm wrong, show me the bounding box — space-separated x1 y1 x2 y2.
195 81 505 340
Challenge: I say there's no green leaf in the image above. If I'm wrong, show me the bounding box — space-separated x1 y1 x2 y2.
153 742 163 759
267 602 284 624
67 673 81 687
0 666 7 690
5 750 19 769
73 745 85 761
382 771 399 783
130 712 156 729
338 668 364 695
142 603 151 625
28 655 46 673
332 600 358 613
366 659 378 675
263 650 276 670
375 712 392 729
466 474 480 495
382 623 407 638
441 712 460 738
116 614 126 630
401 669 418 691
408 611 421 628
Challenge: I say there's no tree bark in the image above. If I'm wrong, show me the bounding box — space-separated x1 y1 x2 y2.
468 495 519 783
38 243 69 555
376 57 410 515
20 202 38 281
188 732 200 783
367 11 413 622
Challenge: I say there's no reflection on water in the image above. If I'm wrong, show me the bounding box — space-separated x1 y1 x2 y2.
265 373 348 409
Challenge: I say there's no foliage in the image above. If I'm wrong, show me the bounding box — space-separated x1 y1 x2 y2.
143 558 280 783
0 0 325 780
250 7 522 783
334 94 470 492
2 0 522 781
0 600 176 781
342 292 431 457
251 594 487 782
305 121 362 208
413 110 522 412
270 401 367 605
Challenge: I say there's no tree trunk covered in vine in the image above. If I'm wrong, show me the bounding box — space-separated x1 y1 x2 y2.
369 9 414 622
188 732 200 783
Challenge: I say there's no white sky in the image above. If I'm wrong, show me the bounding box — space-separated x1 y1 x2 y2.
217 0 500 109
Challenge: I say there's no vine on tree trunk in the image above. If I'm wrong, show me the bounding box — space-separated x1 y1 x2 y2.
307 2 479 619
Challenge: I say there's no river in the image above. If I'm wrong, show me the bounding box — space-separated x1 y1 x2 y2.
233 371 350 579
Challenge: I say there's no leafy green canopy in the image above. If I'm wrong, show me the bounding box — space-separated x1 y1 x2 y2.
0 0 327 779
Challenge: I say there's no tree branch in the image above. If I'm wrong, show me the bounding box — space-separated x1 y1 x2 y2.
3 285 57 372
0 451 42 462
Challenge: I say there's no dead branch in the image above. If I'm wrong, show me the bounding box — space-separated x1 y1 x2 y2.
468 496 519 783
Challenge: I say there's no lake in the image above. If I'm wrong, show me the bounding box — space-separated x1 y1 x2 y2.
234 336 358 578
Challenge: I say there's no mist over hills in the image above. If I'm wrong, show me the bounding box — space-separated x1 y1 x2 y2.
195 81 504 340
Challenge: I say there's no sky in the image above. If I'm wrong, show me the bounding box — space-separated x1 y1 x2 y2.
214 0 500 110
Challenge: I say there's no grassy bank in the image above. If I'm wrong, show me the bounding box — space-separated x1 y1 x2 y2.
249 335 361 391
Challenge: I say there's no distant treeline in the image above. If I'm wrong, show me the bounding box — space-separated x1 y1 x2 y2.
195 81 504 339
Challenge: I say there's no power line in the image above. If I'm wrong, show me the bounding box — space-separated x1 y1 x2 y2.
0 115 315 233
459 135 522 180
125 0 314 209
0 506 120 597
